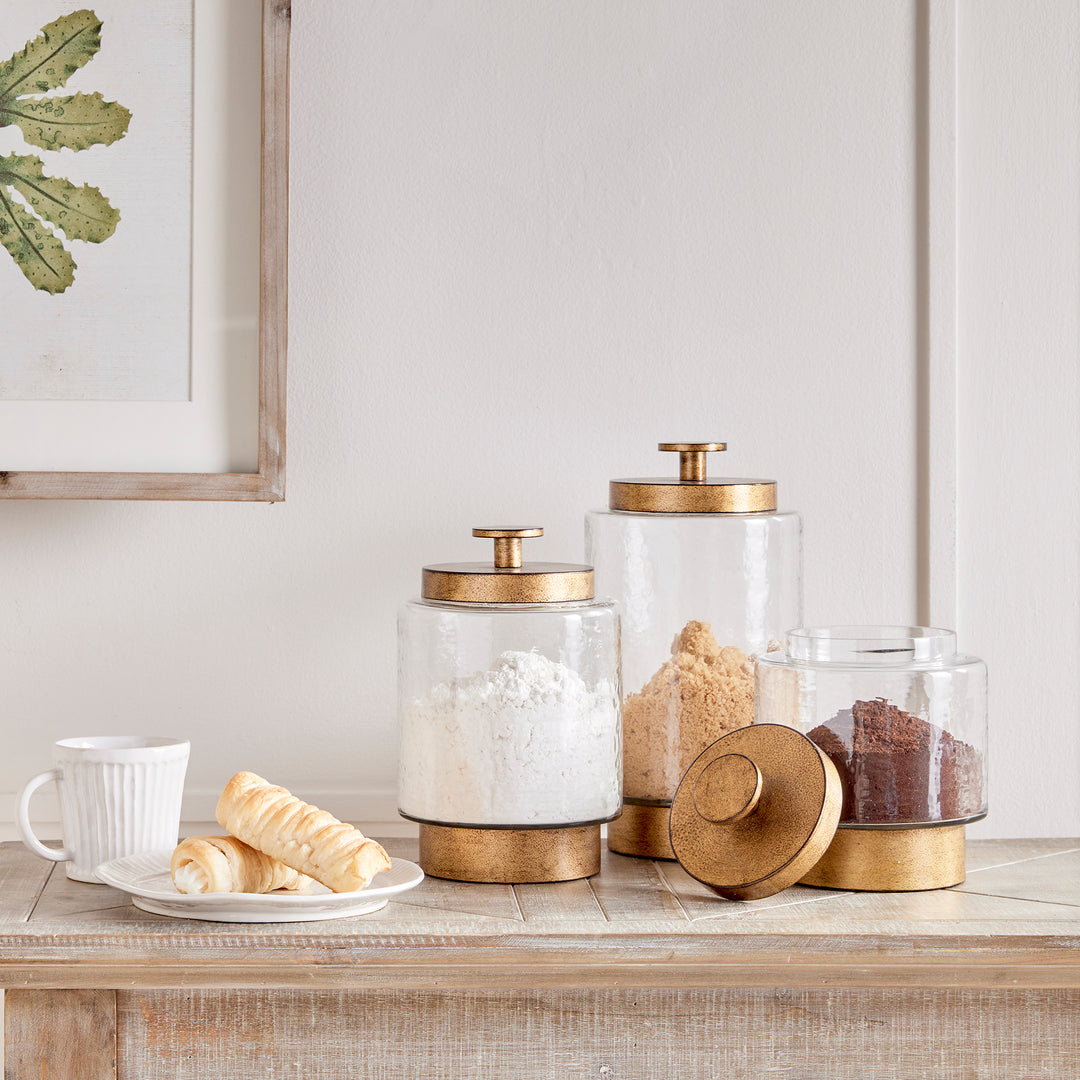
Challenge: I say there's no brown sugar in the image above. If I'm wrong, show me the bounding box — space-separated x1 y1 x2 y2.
622 620 755 800
808 697 983 824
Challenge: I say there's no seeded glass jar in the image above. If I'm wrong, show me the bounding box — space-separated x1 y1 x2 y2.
398 528 620 883
585 443 802 858
756 626 988 890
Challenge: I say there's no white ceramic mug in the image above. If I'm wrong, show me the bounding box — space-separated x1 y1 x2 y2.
16 736 190 882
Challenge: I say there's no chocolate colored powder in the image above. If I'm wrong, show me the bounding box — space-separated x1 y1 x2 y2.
808 697 983 824
622 621 755 801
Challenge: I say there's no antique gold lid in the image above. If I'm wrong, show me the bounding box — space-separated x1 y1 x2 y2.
669 724 842 901
422 528 595 605
609 443 777 513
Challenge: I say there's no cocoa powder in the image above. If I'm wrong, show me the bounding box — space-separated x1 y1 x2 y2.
808 697 983 824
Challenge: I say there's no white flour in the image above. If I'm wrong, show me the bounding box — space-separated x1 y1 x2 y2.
399 650 620 826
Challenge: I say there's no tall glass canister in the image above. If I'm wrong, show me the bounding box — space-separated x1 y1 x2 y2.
398 528 621 882
586 443 802 858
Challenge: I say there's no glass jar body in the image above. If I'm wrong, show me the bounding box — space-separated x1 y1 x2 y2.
756 626 988 826
397 598 621 828
585 508 802 803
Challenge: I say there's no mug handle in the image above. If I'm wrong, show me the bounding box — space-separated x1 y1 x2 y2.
16 769 72 863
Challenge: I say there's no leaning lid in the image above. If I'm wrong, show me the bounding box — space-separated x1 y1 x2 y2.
609 443 777 513
422 528 594 604
669 724 842 900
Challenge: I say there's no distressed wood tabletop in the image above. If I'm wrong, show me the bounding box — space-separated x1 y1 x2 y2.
2 837 1078 1079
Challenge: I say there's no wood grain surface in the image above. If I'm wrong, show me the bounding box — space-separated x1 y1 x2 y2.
1 839 1078 990
116 987 1078 1080
1 838 1078 1077
256 0 289 502
5 988 115 1080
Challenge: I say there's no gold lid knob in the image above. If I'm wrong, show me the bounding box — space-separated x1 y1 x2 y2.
609 441 777 514
422 527 594 605
657 442 727 482
472 527 543 569
692 753 762 824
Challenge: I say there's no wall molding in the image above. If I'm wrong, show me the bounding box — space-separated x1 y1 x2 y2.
918 0 959 629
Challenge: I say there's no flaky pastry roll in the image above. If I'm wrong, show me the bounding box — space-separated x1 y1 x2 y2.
215 771 392 893
171 835 313 895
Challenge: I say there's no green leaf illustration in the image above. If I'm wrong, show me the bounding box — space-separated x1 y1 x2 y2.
0 152 120 293
1 153 118 242
0 11 131 292
0 184 76 294
1 90 131 152
0 11 131 151
0 9 101 99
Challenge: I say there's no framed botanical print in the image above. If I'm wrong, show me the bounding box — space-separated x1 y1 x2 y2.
0 0 289 500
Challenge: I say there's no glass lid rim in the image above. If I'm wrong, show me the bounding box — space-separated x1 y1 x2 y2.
782 625 958 664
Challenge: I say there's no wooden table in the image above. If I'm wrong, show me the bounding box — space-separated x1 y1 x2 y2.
1 837 1078 1078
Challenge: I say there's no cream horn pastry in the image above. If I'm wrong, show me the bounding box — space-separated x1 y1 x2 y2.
171 835 313 895
215 771 392 892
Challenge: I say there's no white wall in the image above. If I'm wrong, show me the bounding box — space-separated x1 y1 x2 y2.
0 1 1075 840
957 0 1080 837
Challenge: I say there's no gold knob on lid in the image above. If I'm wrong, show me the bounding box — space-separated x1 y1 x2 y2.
657 442 727 482
609 441 777 514
693 753 762 824
472 528 543 569
422 527 594 605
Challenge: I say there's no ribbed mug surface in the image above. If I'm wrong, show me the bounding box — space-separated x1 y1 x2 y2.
56 747 189 880
16 737 191 882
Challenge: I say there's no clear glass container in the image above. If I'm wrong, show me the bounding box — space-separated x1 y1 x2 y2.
398 598 621 827
397 528 620 882
756 626 987 827
585 443 802 858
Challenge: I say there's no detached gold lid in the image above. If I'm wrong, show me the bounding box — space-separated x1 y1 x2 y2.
609 443 777 513
669 724 842 901
422 528 594 605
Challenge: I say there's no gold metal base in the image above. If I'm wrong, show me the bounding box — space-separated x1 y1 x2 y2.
799 824 966 892
606 802 676 860
418 823 601 883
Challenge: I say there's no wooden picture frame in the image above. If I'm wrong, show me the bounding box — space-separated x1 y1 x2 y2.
0 0 289 501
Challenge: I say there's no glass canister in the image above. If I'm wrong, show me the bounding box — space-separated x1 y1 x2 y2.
398 528 621 883
755 626 987 889
585 442 802 858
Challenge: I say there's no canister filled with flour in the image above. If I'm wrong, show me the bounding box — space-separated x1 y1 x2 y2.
586 442 803 858
398 528 620 882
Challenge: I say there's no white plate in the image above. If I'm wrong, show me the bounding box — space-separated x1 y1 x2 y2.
96 850 424 923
